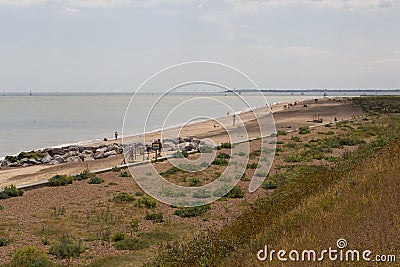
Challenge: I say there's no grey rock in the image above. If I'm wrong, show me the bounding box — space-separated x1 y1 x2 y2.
104 150 117 158
40 153 52 164
94 151 104 159
48 148 66 156
49 155 65 165
66 156 82 163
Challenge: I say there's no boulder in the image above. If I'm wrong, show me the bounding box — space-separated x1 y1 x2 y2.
47 148 66 157
104 150 117 158
66 156 82 163
67 145 80 152
49 155 65 165
40 153 52 164
94 151 104 159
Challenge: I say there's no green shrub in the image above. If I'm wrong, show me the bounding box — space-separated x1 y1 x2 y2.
0 192 9 199
246 163 258 169
112 166 121 172
48 175 73 186
112 192 135 203
88 177 104 184
0 237 9 247
1 184 24 199
144 212 164 223
291 136 301 142
298 126 311 134
114 238 150 251
217 152 230 159
192 189 211 198
10 246 51 267
160 188 187 198
172 151 189 158
160 166 180 176
0 204 3 210
73 169 96 181
284 154 303 163
220 143 232 149
237 151 247 156
262 180 277 189
112 232 125 242
226 186 244 198
212 158 229 166
277 130 288 136
134 196 157 209
189 177 202 187
174 204 211 218
199 146 213 153
49 235 84 258
213 186 230 197
120 171 130 177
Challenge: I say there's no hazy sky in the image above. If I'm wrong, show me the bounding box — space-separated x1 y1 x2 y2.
0 0 399 92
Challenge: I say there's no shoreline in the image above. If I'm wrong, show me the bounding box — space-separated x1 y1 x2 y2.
0 97 362 187
0 100 287 160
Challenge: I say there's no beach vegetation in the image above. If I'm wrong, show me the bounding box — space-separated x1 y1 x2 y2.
114 238 150 251
0 184 24 199
111 166 121 172
188 177 202 187
17 151 45 161
298 126 311 134
120 171 130 177
134 196 157 209
88 177 104 184
160 166 180 176
172 151 189 158
144 213 164 223
174 205 211 218
0 237 9 247
9 246 51 267
74 169 96 181
49 235 84 258
246 163 258 169
262 179 277 189
111 192 135 203
217 152 230 159
48 175 73 186
211 158 229 166
192 189 211 198
160 188 187 198
276 130 288 136
111 232 125 242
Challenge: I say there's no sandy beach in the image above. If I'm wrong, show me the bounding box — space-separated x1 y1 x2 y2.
0 97 361 188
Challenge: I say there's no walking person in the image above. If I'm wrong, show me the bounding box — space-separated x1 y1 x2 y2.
115 131 118 140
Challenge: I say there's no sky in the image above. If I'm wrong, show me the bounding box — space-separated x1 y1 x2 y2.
0 0 399 92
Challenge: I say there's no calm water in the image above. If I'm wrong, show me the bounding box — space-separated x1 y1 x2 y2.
0 91 392 158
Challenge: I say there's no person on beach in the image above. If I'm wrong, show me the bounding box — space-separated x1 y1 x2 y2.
115 131 118 140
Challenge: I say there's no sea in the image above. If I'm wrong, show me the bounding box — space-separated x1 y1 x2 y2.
1 91 398 159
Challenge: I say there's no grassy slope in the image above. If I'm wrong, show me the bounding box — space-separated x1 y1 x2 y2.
148 101 400 266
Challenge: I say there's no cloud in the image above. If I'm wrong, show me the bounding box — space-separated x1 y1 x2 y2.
63 6 81 13
225 0 393 13
0 0 48 6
